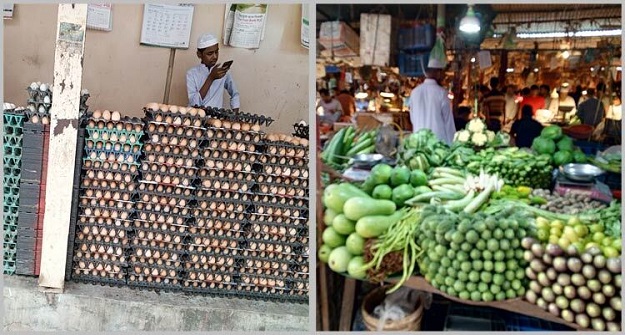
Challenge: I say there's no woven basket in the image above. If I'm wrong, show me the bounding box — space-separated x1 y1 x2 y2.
562 125 594 140
361 285 424 331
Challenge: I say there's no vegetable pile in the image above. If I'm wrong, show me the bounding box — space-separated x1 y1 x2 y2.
360 163 428 207
523 236 622 331
453 118 510 148
531 125 588 167
398 129 450 171
321 126 378 171
416 205 533 301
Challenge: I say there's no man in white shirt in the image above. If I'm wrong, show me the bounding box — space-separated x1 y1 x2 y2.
186 33 240 112
316 88 343 125
408 59 455 145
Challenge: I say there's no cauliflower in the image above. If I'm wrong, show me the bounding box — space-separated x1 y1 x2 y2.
467 118 486 133
486 130 495 142
471 132 488 147
454 130 471 143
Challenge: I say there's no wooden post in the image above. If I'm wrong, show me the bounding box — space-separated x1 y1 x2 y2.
38 3 88 293
163 48 176 104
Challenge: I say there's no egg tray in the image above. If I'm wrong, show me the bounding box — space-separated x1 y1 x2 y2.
251 191 309 203
145 122 206 138
76 215 134 228
260 141 309 156
203 138 259 153
71 272 128 287
84 115 145 130
145 133 202 150
183 259 238 274
131 226 188 245
3 165 22 179
81 157 141 172
128 255 182 269
129 239 187 253
134 202 193 216
187 233 245 250
247 221 308 239
126 278 184 292
202 107 275 127
126 249 185 267
128 264 183 279
184 250 239 268
259 164 309 180
78 205 135 222
238 249 307 264
248 202 309 218
144 108 205 124
133 207 193 224
84 139 143 155
79 179 137 193
139 171 197 189
247 214 308 227
194 189 252 202
292 123 309 139
240 238 304 254
82 158 140 170
4 192 20 206
79 197 135 212
197 178 254 193
191 208 246 222
134 189 195 206
73 231 129 247
251 185 309 199
4 135 23 149
75 223 133 238
137 181 196 196
85 127 144 142
71 236 129 253
143 143 202 159
201 146 262 160
140 163 198 180
199 158 258 179
84 148 142 164
187 228 245 242
183 271 238 286
79 186 136 202
258 154 308 166
140 158 198 173
204 127 263 142
254 176 309 189
72 255 128 270
245 231 307 246
194 197 252 211
3 112 26 127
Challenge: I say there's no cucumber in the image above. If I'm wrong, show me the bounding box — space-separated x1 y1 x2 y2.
355 211 405 238
343 197 397 221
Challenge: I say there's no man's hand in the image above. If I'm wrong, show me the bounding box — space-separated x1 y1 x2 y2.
208 65 228 81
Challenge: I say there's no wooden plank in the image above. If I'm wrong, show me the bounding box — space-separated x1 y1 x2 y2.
399 276 584 330
316 124 331 331
338 278 357 331
38 3 88 292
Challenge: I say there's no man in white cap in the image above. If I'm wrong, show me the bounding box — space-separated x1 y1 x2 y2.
407 58 455 145
186 33 240 111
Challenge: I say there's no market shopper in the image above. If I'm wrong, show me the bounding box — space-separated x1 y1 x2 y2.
503 84 518 132
317 88 343 125
336 89 356 121
555 85 577 120
408 60 455 145
186 33 240 112
510 105 544 148
576 88 605 127
520 85 546 116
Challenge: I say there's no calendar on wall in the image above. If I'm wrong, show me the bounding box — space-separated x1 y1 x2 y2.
140 4 194 49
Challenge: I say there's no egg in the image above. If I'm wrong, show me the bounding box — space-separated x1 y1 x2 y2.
38 105 46 113
102 110 111 120
81 89 89 95
189 108 198 116
44 96 51 104
159 104 170 112
169 105 179 113
30 82 39 90
198 109 206 118
39 83 48 91
111 111 121 121
145 102 159 110
28 105 36 112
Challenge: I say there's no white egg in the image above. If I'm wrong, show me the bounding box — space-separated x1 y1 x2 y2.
38 105 46 113
28 104 36 112
30 82 39 90
40 83 48 91
81 89 89 95
44 96 51 104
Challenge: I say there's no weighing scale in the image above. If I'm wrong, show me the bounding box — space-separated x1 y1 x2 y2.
553 171 613 203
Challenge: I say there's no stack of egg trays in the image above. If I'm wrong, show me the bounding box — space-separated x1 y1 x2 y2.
128 107 203 291
70 116 144 286
182 119 262 297
15 121 50 276
3 110 25 275
65 122 87 281
240 138 310 302
25 84 90 119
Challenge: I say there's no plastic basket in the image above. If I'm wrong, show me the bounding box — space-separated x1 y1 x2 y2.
398 23 435 51
398 52 430 77
503 312 572 331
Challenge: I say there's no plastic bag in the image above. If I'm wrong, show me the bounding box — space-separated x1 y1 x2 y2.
372 287 432 331
375 125 399 158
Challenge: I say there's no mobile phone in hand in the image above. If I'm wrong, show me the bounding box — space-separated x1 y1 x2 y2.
221 60 233 70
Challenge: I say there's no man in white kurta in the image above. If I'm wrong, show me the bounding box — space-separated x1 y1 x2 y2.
186 33 240 111
408 60 456 145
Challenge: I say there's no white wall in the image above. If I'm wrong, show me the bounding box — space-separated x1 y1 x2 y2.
3 4 308 133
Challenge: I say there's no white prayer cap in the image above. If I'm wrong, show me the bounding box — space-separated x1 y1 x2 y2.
427 58 444 69
197 33 218 49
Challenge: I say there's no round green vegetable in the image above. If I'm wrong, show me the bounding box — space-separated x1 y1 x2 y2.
346 233 365 256
372 184 393 200
328 246 353 273
553 150 574 166
347 256 367 279
556 136 574 151
332 214 357 235
370 163 393 185
390 165 411 187
409 169 428 187
322 227 347 248
541 125 563 141
318 244 333 263
392 184 415 207
532 137 557 155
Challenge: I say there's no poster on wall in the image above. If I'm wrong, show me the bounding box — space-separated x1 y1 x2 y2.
3 4 14 19
223 4 268 49
300 4 309 49
87 4 113 31
140 4 194 49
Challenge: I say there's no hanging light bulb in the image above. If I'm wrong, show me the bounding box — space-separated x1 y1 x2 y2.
459 5 481 33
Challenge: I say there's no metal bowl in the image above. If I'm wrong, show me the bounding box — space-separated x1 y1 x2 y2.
561 163 605 182
352 153 384 166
